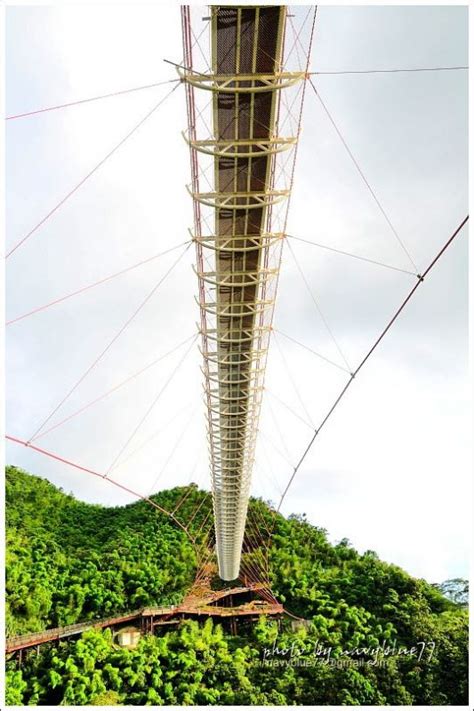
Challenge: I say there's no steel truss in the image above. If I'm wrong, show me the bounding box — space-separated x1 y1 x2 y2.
181 5 305 580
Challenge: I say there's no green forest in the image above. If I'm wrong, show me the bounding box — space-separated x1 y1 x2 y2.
5 465 468 705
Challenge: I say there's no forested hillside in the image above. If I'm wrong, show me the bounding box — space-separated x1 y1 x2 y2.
5 466 468 705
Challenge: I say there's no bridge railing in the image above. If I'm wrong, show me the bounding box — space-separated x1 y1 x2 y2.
7 592 283 652
6 609 144 652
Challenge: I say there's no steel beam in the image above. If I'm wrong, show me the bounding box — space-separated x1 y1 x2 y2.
182 5 302 580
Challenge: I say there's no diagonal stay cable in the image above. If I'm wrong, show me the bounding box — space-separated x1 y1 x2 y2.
190 25 212 74
195 520 216 573
33 335 195 442
242 523 270 586
258 435 287 493
287 234 417 276
28 242 192 443
260 429 295 471
287 239 352 372
274 328 351 374
264 394 293 463
5 435 194 542
254 456 284 499
170 443 207 518
6 82 180 260
6 240 191 326
5 78 180 121
272 330 316 428
108 402 193 475
285 6 313 72
147 403 200 493
265 387 315 431
182 490 212 552
6 20 204 119
187 490 211 529
277 215 468 512
310 66 468 76
308 77 419 274
104 336 198 478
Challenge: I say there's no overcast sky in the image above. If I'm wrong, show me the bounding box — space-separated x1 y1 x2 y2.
5 5 469 585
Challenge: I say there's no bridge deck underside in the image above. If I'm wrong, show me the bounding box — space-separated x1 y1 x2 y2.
210 6 286 581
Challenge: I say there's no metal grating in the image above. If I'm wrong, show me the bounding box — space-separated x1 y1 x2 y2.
181 5 305 580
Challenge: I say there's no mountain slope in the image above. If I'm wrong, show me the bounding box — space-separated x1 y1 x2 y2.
5 466 468 705
6 466 199 634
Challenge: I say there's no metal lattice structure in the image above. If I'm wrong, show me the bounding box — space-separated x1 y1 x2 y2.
181 5 313 580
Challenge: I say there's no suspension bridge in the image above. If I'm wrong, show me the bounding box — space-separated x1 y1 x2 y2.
5 4 468 652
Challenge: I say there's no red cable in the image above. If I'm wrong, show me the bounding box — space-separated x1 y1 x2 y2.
6 79 179 121
186 493 209 528
6 241 190 326
310 66 469 76
277 215 469 512
5 83 180 260
105 339 197 477
5 434 191 539
28 243 190 443
33 336 195 443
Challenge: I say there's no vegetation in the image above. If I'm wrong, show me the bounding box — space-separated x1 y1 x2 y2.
6 467 200 636
5 466 468 705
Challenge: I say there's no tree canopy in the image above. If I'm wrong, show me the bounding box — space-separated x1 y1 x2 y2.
5 466 468 705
